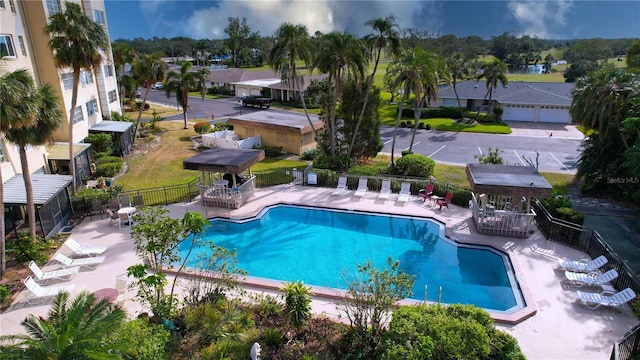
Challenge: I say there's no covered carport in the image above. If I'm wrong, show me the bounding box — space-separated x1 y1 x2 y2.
183 148 265 209
89 120 133 156
466 164 553 237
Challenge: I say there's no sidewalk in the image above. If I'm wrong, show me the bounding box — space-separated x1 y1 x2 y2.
505 121 585 139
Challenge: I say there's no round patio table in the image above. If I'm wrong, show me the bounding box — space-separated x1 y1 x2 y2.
93 288 118 302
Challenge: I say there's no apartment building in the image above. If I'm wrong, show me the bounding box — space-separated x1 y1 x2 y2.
1 0 120 238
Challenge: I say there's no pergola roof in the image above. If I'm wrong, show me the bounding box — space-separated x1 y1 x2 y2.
45 143 91 160
466 164 553 199
90 120 133 133
183 148 265 174
3 174 72 205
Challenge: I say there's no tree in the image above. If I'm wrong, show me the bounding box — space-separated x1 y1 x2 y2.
446 53 475 119
474 147 505 164
164 61 208 130
111 42 136 106
133 54 168 141
281 281 312 330
269 23 318 143
5 83 63 243
0 291 128 359
224 17 258 67
338 78 383 161
627 40 640 71
476 58 508 116
348 16 402 159
45 1 109 191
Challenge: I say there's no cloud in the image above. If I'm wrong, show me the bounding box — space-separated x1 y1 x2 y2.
507 0 573 38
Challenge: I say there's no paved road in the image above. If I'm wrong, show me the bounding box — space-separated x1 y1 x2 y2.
142 89 583 173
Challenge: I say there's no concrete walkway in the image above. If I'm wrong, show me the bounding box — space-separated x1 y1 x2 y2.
1 185 636 359
505 121 585 139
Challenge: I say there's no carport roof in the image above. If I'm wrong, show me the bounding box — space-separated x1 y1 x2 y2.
466 163 553 199
183 148 265 173
90 120 133 133
3 174 72 205
45 143 91 160
228 111 324 134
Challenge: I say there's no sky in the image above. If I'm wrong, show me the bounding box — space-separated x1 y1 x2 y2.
103 0 640 41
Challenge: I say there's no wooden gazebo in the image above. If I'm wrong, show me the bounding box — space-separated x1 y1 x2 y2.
466 164 553 237
183 148 265 209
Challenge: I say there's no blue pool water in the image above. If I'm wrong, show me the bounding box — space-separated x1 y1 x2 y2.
180 205 523 312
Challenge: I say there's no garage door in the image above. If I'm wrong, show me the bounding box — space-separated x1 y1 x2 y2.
539 106 570 123
503 105 535 121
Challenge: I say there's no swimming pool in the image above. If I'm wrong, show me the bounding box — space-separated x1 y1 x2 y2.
179 204 524 313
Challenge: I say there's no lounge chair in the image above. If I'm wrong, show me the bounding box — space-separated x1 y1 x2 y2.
577 288 636 310
396 182 411 204
558 255 608 273
332 176 348 196
565 269 619 288
417 183 434 202
63 238 107 257
353 177 368 200
377 180 391 203
24 276 75 303
28 261 79 281
53 252 105 269
435 192 453 210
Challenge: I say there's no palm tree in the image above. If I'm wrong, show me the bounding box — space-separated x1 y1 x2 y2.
476 58 508 117
45 1 109 191
269 23 318 143
111 42 136 107
5 83 63 243
446 53 474 120
315 32 366 158
0 291 128 359
164 61 208 130
132 54 167 141
347 16 402 159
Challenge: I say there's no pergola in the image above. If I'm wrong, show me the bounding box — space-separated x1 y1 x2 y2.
183 148 265 209
466 164 553 237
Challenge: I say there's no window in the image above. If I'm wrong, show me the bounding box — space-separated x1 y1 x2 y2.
0 34 16 58
103 64 113 77
17 36 26 56
0 0 5 10
108 90 117 103
94 10 104 24
72 106 83 124
8 0 14 13
80 70 93 86
45 0 61 15
61 73 73 91
86 99 98 117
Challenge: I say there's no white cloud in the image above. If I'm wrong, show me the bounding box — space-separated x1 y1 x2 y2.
508 0 573 38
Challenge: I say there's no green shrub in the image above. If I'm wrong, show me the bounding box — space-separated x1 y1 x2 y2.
94 156 122 165
399 107 467 119
394 154 435 177
110 318 171 360
313 154 353 172
96 162 123 177
8 232 50 263
0 284 10 303
464 110 497 123
213 122 231 132
254 145 282 157
554 207 586 225
401 150 413 156
347 163 388 176
301 148 320 161
194 121 212 134
281 281 312 329
87 133 113 156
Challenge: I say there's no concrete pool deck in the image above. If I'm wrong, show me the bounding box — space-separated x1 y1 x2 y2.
1 184 637 359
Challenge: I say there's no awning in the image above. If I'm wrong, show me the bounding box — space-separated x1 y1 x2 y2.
466 164 553 199
183 148 265 173
45 143 91 160
3 174 73 205
89 120 133 133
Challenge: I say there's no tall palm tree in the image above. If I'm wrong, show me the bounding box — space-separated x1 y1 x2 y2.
446 53 474 119
0 291 128 359
0 69 41 277
347 16 401 159
164 61 208 130
476 58 508 116
45 1 108 192
315 32 366 158
386 50 413 167
132 53 167 141
111 42 136 107
5 84 63 243
269 23 318 143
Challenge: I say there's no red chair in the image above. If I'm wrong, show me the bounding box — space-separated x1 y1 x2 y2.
417 183 434 202
436 192 453 210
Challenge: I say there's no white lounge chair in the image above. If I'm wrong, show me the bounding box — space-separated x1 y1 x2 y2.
565 269 618 288
377 180 391 203
24 276 75 303
558 255 608 273
332 176 348 196
28 261 79 281
63 238 107 257
53 252 105 269
577 288 636 310
396 182 411 204
353 177 368 200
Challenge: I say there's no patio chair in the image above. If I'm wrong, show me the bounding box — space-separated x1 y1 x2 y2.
565 269 619 288
53 252 105 270
28 261 79 282
23 276 76 304
133 195 144 207
417 183 434 202
558 255 608 273
396 182 411 205
105 208 119 225
377 180 391 203
435 192 453 210
63 238 107 257
577 288 636 310
118 211 133 230
119 194 131 208
353 177 368 200
107 199 119 211
332 177 348 196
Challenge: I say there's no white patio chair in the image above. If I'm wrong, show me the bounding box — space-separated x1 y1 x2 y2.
63 238 107 257
28 261 79 281
558 255 608 273
53 253 105 270
577 288 636 310
332 176 348 196
396 182 411 204
23 276 76 304
565 269 619 288
353 177 369 200
377 180 391 203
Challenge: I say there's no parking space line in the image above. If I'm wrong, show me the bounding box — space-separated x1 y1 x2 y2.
383 139 393 145
477 147 483 155
513 150 524 165
429 145 447 158
549 152 571 171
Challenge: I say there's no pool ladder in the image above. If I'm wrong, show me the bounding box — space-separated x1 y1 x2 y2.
423 285 443 304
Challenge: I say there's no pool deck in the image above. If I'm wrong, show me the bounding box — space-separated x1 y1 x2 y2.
1 184 637 359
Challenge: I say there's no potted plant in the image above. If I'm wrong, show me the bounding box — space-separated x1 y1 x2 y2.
97 177 106 189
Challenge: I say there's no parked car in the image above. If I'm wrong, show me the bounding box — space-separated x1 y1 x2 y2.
151 82 163 90
241 95 272 109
